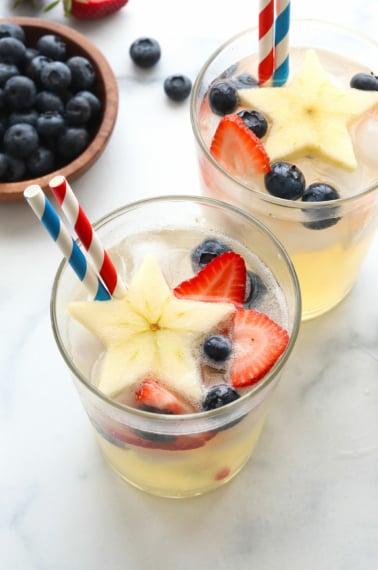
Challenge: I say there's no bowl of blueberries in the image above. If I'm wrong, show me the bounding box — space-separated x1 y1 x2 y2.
0 17 118 202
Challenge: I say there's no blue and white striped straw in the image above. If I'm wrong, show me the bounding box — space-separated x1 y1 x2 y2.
24 185 110 301
273 0 290 86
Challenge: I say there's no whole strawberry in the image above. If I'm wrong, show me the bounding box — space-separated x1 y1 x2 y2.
13 0 129 20
62 0 129 20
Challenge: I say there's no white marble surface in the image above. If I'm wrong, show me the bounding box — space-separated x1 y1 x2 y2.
1 1 378 568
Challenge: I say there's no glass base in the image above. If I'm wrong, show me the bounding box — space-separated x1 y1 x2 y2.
95 419 265 498
107 457 250 499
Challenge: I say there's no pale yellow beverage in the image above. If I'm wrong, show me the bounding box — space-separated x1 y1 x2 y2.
191 20 378 319
51 196 300 498
95 410 266 497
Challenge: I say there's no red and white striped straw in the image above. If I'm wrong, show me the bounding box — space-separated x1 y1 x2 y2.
258 0 275 84
49 175 127 299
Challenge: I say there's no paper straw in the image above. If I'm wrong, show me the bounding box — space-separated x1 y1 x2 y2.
49 175 127 299
273 0 290 86
258 0 275 84
24 185 110 301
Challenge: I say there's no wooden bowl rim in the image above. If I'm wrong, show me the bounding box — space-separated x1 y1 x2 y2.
0 17 119 202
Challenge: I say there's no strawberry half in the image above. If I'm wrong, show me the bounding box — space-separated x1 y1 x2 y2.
174 251 246 305
102 424 216 451
210 114 271 177
135 379 195 415
230 309 289 387
60 0 128 19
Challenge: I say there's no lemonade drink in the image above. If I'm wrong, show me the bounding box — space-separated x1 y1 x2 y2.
191 20 378 319
51 196 300 498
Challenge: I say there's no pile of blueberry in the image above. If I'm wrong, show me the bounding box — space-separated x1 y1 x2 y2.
0 21 102 183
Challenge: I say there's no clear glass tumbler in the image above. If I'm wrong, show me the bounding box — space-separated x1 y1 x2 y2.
51 195 301 498
190 20 378 320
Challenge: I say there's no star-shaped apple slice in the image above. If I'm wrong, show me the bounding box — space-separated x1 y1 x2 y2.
68 255 235 403
238 49 378 170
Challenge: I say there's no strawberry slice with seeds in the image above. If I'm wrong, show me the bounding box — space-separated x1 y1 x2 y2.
116 426 216 451
59 0 128 20
210 114 271 176
174 251 246 305
136 379 195 415
230 309 289 387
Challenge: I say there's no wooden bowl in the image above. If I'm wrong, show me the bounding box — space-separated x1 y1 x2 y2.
0 17 118 202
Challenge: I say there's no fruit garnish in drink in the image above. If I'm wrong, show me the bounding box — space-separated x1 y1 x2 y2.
237 49 378 171
190 238 231 271
264 162 305 200
68 241 289 413
68 254 235 403
230 309 289 387
210 114 271 177
136 379 195 414
174 250 247 305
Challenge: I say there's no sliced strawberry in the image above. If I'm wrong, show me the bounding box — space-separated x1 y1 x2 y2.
210 114 271 177
117 427 216 451
174 251 246 305
135 379 195 415
63 0 129 20
230 309 289 387
96 420 216 451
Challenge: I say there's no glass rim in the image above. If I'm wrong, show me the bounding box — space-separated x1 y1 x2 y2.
190 18 378 210
50 194 301 424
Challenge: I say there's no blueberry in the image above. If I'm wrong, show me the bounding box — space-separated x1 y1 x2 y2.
25 54 52 84
26 146 55 177
36 111 65 137
237 109 268 138
0 113 6 136
36 34 67 61
264 162 306 200
301 183 341 230
0 37 26 65
0 62 19 86
4 123 39 158
131 428 176 444
9 110 38 127
23 47 39 68
203 335 232 364
191 238 231 272
231 73 259 89
350 72 378 91
35 90 64 114
202 385 240 411
65 95 91 126
164 75 192 102
57 127 89 162
208 81 238 116
1 154 25 181
244 271 267 308
0 22 25 43
66 56 95 91
4 75 37 110
76 90 102 116
129 37 161 68
219 63 238 79
40 61 71 93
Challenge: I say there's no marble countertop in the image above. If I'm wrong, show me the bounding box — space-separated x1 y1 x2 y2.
1 1 378 568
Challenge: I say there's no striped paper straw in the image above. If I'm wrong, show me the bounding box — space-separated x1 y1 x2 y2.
49 175 127 299
24 185 110 301
273 0 290 86
258 0 275 84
